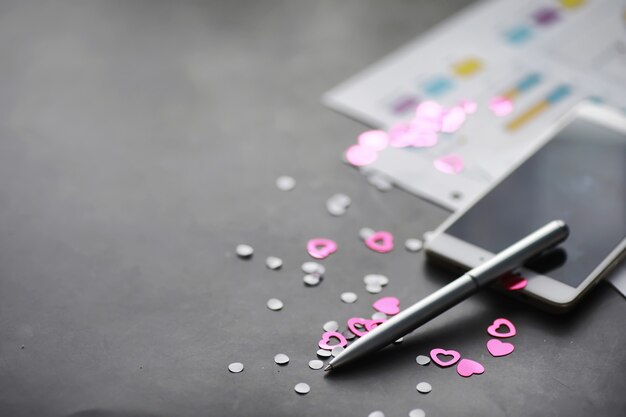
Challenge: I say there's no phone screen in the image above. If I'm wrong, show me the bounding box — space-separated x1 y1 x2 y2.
445 116 626 288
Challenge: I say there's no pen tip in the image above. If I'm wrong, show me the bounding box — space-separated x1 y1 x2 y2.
323 364 333 372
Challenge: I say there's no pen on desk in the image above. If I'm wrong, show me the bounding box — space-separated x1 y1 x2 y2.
324 220 569 372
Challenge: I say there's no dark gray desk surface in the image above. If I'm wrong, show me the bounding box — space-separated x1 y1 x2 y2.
0 1 624 416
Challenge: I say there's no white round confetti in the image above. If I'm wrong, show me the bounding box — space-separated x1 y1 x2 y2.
303 274 321 286
405 238 424 252
359 227 375 241
228 362 244 373
322 321 339 332
340 292 358 304
266 256 283 270
326 202 347 217
235 244 254 258
415 355 431 366
409 409 426 417
342 330 356 340
365 284 382 294
416 382 432 394
330 193 351 207
308 359 324 370
371 311 387 320
294 382 310 394
276 176 296 191
368 412 385 417
274 353 290 365
302 261 325 276
317 349 332 358
364 274 388 286
266 298 284 311
331 345 345 357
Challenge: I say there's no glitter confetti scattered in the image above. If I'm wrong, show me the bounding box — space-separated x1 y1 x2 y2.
228 362 244 373
326 193 351 216
318 331 348 350
275 176 296 191
409 409 426 417
294 382 310 395
365 231 394 253
308 359 324 370
456 358 485 377
266 298 284 311
430 348 461 367
340 292 358 304
415 355 431 366
416 382 432 394
433 154 464 175
345 144 378 167
358 130 389 151
489 96 514 116
404 238 423 252
235 244 254 258
302 261 325 276
373 296 400 315
322 320 339 332
274 353 290 365
487 339 515 357
487 318 516 338
307 238 338 260
265 256 283 270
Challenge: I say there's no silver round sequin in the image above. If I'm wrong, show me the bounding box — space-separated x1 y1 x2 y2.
326 201 347 217
294 382 310 395
228 362 244 373
409 409 426 417
359 227 375 241
331 345 345 357
342 330 356 341
326 193 351 217
340 292 358 304
266 298 284 311
302 261 325 276
365 284 382 294
316 349 332 358
368 411 385 417
371 312 387 320
308 359 324 370
274 353 290 365
364 274 388 287
415 355 431 366
416 382 432 394
322 321 339 332
276 176 296 191
405 238 424 252
235 244 254 258
303 274 321 286
266 256 283 270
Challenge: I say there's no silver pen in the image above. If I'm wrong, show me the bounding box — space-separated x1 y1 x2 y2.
325 220 569 372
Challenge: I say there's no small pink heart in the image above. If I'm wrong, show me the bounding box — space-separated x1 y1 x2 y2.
318 331 348 350
347 317 370 337
364 318 386 332
499 273 528 291
365 231 394 253
487 339 515 357
487 318 516 338
456 358 485 377
430 348 461 367
372 296 400 315
307 238 337 260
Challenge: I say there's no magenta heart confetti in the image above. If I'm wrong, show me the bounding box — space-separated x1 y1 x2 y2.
499 273 528 291
318 331 348 350
433 154 464 174
430 348 461 367
487 339 515 357
306 238 337 260
364 318 386 332
487 318 517 338
372 296 400 315
347 317 370 337
365 231 394 253
456 358 485 377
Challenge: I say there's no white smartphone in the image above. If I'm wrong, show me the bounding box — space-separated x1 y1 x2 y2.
425 102 626 312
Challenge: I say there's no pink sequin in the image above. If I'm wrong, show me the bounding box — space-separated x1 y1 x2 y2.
433 154 464 174
388 123 415 148
306 238 337 260
372 296 400 315
416 100 444 121
358 130 389 151
440 106 466 133
365 231 394 253
487 339 515 357
409 130 439 148
318 331 348 350
487 318 516 338
489 96 513 116
430 348 461 367
345 144 378 166
456 358 485 377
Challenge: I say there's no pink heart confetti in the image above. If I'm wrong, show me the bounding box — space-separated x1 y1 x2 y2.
372 296 400 315
499 273 528 291
318 331 348 350
487 318 516 338
489 96 513 116
440 106 466 133
487 339 515 357
365 318 387 332
430 348 461 367
306 238 338 260
456 358 485 377
365 231 394 253
433 154 464 175
345 144 378 167
347 317 370 337
358 130 389 151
